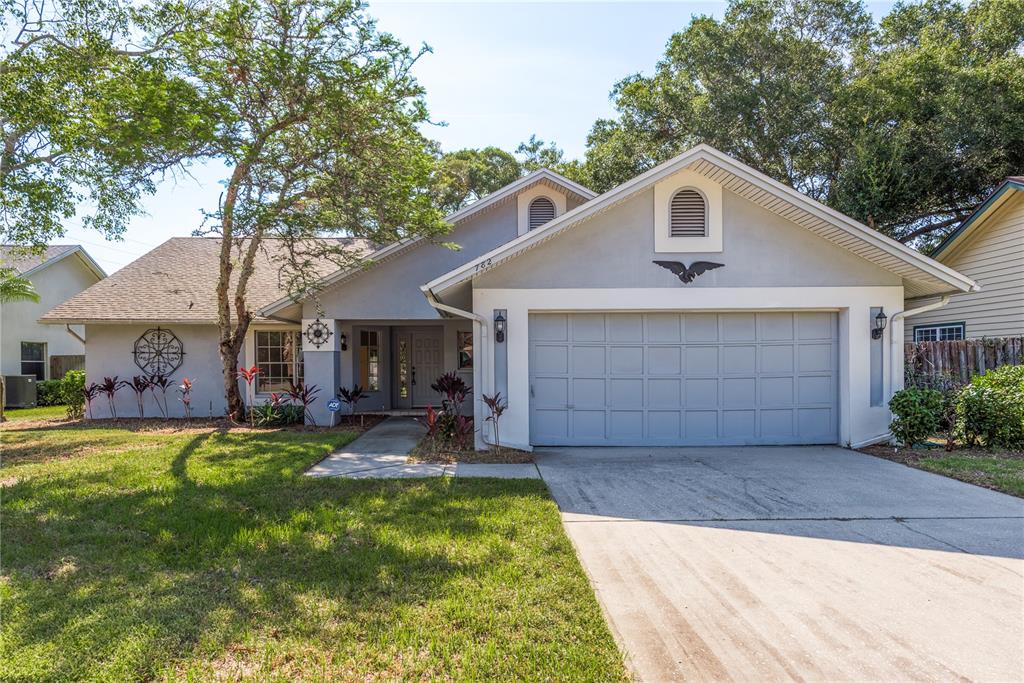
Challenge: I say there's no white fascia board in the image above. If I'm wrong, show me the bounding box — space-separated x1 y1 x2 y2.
261 169 597 317
424 144 978 298
20 245 107 281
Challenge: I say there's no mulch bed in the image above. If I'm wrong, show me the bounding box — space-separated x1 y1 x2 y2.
408 438 534 464
1 413 388 435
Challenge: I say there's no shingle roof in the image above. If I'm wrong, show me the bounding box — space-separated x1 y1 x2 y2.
41 237 371 324
0 244 79 274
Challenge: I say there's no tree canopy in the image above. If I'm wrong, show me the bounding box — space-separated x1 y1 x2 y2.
0 0 212 249
570 0 1024 248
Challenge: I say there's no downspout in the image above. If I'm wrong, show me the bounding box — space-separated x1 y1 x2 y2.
65 324 86 344
888 294 951 396
424 290 493 448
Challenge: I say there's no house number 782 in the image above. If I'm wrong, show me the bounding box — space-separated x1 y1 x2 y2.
474 258 493 273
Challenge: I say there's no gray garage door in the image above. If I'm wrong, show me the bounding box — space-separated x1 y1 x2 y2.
529 312 838 446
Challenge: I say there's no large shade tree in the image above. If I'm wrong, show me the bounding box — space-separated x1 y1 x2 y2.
0 0 212 250
574 0 1024 248
175 0 450 419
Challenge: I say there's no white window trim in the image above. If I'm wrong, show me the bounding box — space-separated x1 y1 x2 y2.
243 325 303 399
913 322 966 342
653 169 722 253
516 185 566 237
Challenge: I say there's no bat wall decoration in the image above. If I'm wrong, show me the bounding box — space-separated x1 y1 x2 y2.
653 260 724 284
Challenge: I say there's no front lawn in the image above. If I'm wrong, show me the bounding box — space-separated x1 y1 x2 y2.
1 420 625 681
861 444 1024 498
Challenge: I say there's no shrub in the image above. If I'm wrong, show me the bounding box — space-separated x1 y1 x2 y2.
61 370 86 419
35 380 63 406
955 365 1024 448
889 387 944 446
251 393 304 427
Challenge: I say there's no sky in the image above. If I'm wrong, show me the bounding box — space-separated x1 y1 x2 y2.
62 0 898 274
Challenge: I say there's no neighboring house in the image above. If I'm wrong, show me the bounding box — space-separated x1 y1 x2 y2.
43 146 977 448
904 177 1024 342
1 245 106 383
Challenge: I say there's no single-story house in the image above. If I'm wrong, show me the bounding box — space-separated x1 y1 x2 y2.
43 145 977 448
2 244 106 385
904 177 1023 342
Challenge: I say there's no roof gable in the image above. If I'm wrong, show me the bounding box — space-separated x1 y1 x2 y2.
259 168 596 317
424 145 978 301
931 178 1024 262
1 244 106 280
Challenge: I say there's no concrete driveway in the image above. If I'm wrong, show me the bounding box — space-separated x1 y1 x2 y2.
535 446 1024 682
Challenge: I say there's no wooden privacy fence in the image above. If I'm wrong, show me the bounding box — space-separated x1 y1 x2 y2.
905 337 1024 386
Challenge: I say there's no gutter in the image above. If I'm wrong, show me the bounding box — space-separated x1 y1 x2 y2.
423 289 493 449
889 294 952 396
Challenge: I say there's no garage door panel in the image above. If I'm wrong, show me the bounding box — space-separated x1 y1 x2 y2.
648 346 682 374
722 345 756 374
646 314 682 342
571 346 605 374
685 314 719 342
534 345 568 374
609 346 643 374
685 346 719 374
529 312 838 446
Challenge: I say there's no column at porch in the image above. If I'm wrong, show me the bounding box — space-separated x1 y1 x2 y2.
301 318 341 425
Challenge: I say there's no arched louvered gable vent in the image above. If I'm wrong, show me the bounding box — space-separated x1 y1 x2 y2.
669 189 707 237
528 196 556 230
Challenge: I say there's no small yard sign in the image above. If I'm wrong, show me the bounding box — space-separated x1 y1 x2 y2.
327 398 341 412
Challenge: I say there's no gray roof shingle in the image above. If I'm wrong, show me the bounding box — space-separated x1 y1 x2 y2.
41 237 370 324
0 244 79 274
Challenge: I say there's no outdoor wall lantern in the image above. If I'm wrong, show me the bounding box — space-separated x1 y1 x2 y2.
872 309 888 340
494 312 506 343
340 332 348 351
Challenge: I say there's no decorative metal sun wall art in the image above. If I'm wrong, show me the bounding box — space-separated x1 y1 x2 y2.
304 318 333 349
133 327 185 375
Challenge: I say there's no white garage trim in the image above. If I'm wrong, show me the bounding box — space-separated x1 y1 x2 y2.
473 286 905 451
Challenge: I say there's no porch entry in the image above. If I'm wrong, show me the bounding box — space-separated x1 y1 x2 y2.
393 327 444 408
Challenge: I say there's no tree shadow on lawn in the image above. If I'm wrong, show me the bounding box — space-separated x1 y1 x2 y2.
2 431 607 681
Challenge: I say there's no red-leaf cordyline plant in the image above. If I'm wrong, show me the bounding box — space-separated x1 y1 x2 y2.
82 383 101 420
452 414 473 451
482 392 507 450
237 366 260 426
415 405 440 449
122 375 152 418
147 373 173 418
98 377 120 418
339 384 367 426
431 371 471 415
287 383 320 426
178 377 194 422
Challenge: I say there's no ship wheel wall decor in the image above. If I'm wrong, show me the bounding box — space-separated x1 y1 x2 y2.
304 318 333 349
133 327 185 376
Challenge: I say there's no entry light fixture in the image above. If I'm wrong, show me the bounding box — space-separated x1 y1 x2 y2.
340 332 348 351
871 309 887 340
494 312 506 343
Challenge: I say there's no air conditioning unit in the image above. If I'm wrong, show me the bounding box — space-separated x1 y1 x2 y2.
3 375 37 408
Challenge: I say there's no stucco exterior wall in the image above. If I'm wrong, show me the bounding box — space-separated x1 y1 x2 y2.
904 193 1024 340
84 324 237 418
475 188 901 289
2 255 100 377
308 200 521 320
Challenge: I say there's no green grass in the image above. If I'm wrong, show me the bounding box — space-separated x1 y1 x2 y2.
3 404 68 421
1 422 625 681
914 452 1024 498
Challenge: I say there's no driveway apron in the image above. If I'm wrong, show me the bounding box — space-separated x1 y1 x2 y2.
536 445 1024 682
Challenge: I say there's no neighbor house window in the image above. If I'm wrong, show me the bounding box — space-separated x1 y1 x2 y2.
458 331 473 370
669 188 707 237
255 330 302 393
914 323 966 342
20 342 46 380
359 330 380 391
528 196 556 230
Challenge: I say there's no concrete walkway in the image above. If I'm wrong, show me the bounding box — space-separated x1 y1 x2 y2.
536 445 1024 682
305 417 539 479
